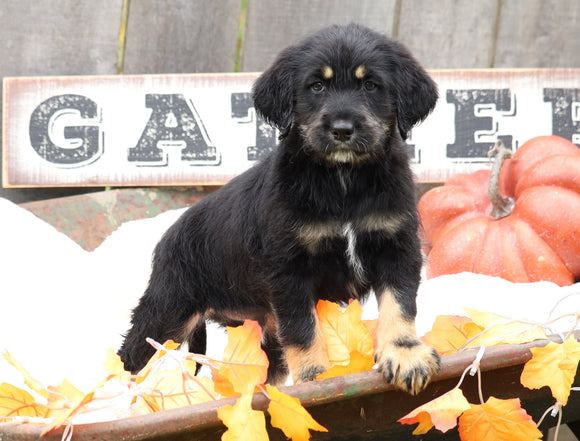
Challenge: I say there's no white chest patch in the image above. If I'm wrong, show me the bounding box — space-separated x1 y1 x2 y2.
297 214 407 283
298 214 404 248
342 222 367 283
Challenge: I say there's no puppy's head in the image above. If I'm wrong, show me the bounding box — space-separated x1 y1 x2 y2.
252 23 438 164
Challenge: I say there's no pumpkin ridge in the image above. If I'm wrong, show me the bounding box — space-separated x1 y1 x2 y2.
419 135 578 286
471 220 492 274
509 219 530 283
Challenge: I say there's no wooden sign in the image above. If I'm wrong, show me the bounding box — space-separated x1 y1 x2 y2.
3 70 580 187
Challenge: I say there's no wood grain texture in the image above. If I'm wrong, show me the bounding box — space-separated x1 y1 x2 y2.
0 0 122 76
240 0 397 72
494 0 580 67
0 0 122 203
122 0 242 74
3 0 580 204
396 0 500 69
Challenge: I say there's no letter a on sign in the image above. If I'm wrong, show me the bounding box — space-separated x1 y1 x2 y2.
128 94 219 166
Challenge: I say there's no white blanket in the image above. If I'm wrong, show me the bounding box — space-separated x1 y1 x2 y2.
1 197 578 392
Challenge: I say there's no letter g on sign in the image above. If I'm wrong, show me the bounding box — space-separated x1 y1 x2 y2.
29 94 102 167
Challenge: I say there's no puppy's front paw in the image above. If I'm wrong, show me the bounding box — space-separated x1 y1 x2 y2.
376 338 440 395
295 364 328 383
286 344 330 384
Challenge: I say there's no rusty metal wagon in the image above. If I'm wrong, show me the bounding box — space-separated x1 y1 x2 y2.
1 188 578 440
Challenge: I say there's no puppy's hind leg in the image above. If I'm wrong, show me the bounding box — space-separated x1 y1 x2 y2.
118 288 205 373
183 316 207 375
261 328 289 386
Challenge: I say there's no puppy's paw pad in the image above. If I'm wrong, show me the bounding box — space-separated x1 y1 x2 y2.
296 364 328 383
376 340 440 395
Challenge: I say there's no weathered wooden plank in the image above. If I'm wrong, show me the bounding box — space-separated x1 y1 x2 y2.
3 70 580 188
0 0 122 77
240 0 397 72
0 0 123 203
122 0 242 74
396 0 499 68
494 0 580 68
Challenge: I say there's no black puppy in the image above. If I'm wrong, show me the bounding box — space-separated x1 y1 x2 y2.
119 23 440 394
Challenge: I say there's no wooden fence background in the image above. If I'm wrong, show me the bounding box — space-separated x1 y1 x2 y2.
2 0 580 203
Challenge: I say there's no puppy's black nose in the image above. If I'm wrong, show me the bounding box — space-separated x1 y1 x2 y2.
331 119 354 142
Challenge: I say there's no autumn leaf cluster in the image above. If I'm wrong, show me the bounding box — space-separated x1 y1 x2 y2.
400 309 580 440
1 298 578 441
0 320 329 441
0 300 380 441
0 298 379 441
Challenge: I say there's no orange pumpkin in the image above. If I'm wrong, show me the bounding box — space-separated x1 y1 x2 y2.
419 135 580 286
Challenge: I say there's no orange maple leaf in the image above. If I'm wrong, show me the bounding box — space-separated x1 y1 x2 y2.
211 320 269 396
0 382 50 418
217 394 268 441
40 383 102 436
420 315 484 355
1 352 84 420
520 336 580 406
40 347 137 435
464 308 546 347
317 351 374 380
140 365 216 413
316 300 374 367
398 387 471 434
135 340 181 385
103 348 131 381
362 319 377 348
266 384 327 440
458 397 542 441
2 351 51 400
46 379 85 409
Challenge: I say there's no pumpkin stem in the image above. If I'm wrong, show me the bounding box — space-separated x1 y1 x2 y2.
488 140 514 219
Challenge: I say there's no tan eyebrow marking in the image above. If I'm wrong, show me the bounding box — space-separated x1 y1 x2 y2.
355 65 367 79
322 65 334 79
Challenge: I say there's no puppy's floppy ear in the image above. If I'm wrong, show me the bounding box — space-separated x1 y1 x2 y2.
251 46 297 136
386 40 438 140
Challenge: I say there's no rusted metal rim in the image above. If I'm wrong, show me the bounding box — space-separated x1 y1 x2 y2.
1 332 577 440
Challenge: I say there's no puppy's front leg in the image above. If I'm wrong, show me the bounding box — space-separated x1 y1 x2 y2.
282 310 330 383
272 276 330 383
374 287 440 395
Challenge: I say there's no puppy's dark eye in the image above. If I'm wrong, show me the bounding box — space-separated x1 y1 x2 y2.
311 82 325 93
363 81 377 91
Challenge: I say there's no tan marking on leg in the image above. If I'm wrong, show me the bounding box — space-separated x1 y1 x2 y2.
285 315 330 383
179 313 203 342
376 289 416 343
322 65 334 79
375 289 440 395
355 65 366 79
